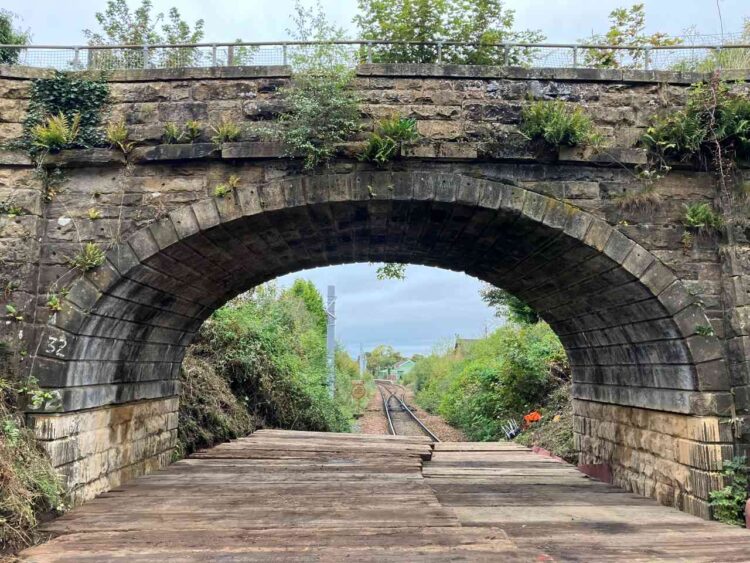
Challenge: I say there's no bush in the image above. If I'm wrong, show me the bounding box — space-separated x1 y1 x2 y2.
710 457 749 526
412 322 568 441
275 68 361 169
202 283 351 432
520 100 600 148
175 349 255 457
0 10 29 65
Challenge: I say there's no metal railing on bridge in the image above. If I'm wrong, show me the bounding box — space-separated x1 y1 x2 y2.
1 40 750 72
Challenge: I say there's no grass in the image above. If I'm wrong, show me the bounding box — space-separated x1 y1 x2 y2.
615 185 662 213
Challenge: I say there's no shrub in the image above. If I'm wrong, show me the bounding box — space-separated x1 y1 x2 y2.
683 202 723 233
31 112 81 152
213 183 231 198
68 242 106 272
211 119 242 145
276 68 361 169
202 283 351 432
0 10 30 65
163 122 183 144
360 116 419 165
520 101 600 147
710 457 749 526
412 322 568 441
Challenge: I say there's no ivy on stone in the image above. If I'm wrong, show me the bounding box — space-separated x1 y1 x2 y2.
21 71 110 156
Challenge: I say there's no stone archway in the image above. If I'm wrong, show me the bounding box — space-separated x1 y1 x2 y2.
26 168 732 517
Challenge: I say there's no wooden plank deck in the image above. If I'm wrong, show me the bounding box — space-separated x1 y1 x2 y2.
19 430 750 562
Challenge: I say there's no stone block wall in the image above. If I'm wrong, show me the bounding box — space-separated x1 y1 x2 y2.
0 63 748 516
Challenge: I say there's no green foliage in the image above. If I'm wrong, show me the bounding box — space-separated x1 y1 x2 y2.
0 10 30 65
5 304 23 322
286 0 350 71
643 81 750 163
411 322 568 441
515 383 576 463
582 3 681 69
0 200 24 217
68 242 106 272
175 349 255 457
710 457 749 526
683 203 723 233
21 71 110 156
366 344 405 374
87 207 102 220
695 324 715 337
354 0 544 65
375 262 407 280
520 101 601 148
213 183 232 198
184 120 202 143
481 285 539 325
46 293 63 312
105 118 134 154
210 118 242 145
674 20 750 72
31 112 81 152
361 116 419 165
163 122 183 144
284 279 328 333
276 68 361 169
1 371 66 552
202 283 351 431
83 0 205 68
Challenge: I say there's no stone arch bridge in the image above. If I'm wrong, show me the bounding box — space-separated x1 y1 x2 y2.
1 63 749 519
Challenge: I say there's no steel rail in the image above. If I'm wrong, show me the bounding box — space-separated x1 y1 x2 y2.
375 380 440 442
376 382 396 436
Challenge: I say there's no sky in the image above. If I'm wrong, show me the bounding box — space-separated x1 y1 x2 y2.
4 0 747 356
3 1 747 45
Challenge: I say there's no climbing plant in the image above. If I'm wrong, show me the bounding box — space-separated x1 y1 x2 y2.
19 71 110 155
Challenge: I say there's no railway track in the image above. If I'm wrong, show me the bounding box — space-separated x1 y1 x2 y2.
375 380 440 442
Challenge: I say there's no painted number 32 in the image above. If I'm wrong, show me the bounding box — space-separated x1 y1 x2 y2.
46 335 67 358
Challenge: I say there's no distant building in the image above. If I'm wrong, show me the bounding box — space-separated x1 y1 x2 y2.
376 359 416 381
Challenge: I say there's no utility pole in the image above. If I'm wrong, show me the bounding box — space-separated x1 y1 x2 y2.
359 344 366 376
326 285 336 398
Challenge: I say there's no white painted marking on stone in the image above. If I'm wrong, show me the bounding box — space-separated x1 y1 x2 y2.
58 217 72 226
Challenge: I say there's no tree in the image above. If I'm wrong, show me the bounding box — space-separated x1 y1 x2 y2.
375 262 407 280
366 345 404 374
582 3 681 69
83 0 205 68
286 0 349 70
0 10 30 65
481 285 539 325
284 279 327 333
354 0 544 65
